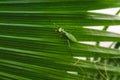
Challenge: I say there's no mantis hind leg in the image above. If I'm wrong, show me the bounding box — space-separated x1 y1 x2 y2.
67 40 73 57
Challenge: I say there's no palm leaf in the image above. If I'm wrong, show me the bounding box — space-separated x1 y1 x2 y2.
0 0 120 80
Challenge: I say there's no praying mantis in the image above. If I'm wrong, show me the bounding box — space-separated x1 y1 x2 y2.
56 27 78 57
57 27 78 43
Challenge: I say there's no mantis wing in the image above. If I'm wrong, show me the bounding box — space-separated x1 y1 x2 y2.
65 32 78 43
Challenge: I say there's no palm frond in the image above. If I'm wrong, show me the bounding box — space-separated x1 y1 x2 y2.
0 0 120 80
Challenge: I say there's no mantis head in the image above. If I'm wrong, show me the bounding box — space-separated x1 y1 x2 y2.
56 27 64 33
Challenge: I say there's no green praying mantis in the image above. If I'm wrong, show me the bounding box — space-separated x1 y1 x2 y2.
57 27 78 43
56 27 79 57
